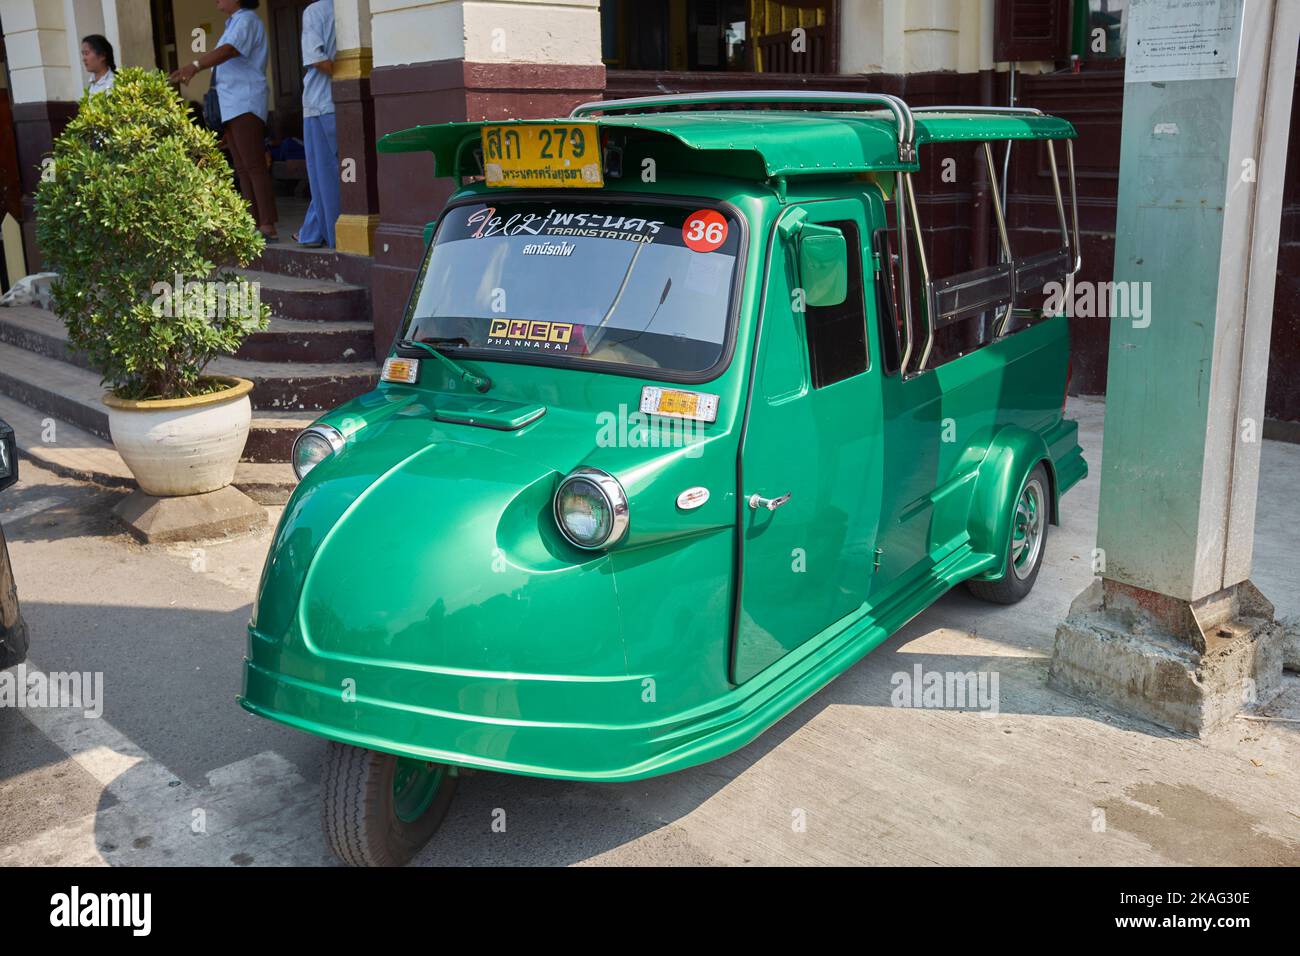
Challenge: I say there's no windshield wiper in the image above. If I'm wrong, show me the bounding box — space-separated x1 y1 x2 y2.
398 338 492 393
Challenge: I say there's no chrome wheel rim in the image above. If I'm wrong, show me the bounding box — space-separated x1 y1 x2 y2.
1011 478 1045 581
392 758 445 823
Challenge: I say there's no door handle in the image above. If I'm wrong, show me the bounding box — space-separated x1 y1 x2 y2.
748 492 792 512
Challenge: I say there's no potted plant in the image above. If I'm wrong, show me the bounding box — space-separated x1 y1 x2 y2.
36 68 270 497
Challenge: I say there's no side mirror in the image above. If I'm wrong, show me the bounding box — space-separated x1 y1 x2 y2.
798 224 848 308
0 420 17 493
422 219 439 249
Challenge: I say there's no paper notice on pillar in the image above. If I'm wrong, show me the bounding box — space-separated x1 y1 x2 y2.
1125 0 1242 83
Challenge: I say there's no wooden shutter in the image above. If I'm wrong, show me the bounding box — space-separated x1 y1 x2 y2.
994 0 1071 62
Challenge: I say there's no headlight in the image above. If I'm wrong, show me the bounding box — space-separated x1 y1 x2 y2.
553 467 629 550
291 424 345 481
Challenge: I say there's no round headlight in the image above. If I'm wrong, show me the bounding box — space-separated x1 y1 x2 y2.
291 425 345 480
554 467 629 550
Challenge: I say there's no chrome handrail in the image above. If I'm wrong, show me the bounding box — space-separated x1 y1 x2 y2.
1066 140 1082 279
983 142 1016 338
911 105 1045 116
905 173 935 372
570 90 917 163
896 171 914 376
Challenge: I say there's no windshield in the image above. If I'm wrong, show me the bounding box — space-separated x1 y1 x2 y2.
400 199 740 377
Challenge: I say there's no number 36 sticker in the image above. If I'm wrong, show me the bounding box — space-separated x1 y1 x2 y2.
683 210 728 252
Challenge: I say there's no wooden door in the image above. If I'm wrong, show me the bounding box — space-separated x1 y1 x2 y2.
269 0 313 139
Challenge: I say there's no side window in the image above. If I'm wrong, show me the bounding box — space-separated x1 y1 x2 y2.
873 227 903 375
873 138 1075 375
805 219 867 389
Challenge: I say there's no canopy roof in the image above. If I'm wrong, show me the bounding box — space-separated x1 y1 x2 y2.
378 109 1077 181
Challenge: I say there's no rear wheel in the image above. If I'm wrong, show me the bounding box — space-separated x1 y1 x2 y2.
966 463 1049 605
321 741 458 867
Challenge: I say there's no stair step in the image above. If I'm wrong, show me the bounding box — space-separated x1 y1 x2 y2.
235 269 370 323
0 341 325 464
208 356 378 411
247 242 374 288
237 318 375 364
0 305 374 367
0 308 377 412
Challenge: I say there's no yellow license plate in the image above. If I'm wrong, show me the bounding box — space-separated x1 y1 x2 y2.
480 124 603 189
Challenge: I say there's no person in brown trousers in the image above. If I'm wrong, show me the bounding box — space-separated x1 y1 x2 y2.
171 0 278 240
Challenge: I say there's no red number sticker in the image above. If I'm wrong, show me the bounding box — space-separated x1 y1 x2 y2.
682 210 728 252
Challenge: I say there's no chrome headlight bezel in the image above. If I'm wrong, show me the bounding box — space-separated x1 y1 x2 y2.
553 467 630 551
291 424 346 481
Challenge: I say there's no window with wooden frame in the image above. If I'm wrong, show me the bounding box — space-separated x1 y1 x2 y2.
601 0 838 74
994 0 1073 62
874 139 1080 375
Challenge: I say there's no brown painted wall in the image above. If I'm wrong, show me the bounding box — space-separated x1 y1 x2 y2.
13 100 78 272
368 60 605 352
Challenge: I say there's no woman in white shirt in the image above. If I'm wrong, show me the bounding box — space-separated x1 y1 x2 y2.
81 35 115 95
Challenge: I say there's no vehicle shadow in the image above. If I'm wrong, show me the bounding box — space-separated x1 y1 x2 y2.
414 592 1196 866
3 586 1279 867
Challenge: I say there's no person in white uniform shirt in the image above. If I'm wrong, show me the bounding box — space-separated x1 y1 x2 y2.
81 35 115 95
294 0 339 248
171 0 278 241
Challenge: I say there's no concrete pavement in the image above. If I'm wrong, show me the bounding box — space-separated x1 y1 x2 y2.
1 396 1297 866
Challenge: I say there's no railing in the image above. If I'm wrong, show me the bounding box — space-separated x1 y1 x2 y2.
570 90 917 163
568 91 1081 378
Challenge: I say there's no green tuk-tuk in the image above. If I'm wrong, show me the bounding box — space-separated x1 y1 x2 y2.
240 91 1087 866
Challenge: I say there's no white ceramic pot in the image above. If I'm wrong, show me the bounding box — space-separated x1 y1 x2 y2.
103 377 254 497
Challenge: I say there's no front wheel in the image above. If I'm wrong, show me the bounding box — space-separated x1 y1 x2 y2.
321 741 459 867
966 463 1049 605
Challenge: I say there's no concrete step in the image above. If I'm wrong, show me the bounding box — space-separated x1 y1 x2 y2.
0 305 374 367
235 268 370 324
248 241 374 288
0 387 297 503
0 340 322 464
208 355 378 411
237 317 375 364
0 308 377 413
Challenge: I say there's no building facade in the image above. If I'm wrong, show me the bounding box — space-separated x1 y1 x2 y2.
0 0 1295 426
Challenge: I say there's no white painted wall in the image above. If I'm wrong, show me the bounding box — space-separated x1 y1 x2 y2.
840 0 1036 76
2 0 79 103
370 0 601 69
335 0 372 51
840 0 886 73
1 0 157 103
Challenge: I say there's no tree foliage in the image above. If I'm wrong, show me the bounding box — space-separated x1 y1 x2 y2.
36 68 270 399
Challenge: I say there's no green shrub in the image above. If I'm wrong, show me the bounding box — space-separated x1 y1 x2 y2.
36 67 270 400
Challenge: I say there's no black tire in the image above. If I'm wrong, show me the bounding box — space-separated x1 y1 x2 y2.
966 463 1049 605
321 741 458 867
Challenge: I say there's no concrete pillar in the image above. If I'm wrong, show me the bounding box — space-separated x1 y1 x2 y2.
367 0 604 353
1051 0 1299 734
1 0 79 269
332 0 379 256
101 0 156 71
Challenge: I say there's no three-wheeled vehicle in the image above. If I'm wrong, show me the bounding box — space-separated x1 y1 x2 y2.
0 418 28 669
240 91 1087 866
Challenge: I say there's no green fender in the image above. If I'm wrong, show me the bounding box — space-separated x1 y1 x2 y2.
966 425 1058 582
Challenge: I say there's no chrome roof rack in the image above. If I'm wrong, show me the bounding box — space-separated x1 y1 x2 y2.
910 105 1044 116
570 90 917 163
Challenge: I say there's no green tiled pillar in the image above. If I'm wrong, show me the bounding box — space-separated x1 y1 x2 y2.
1051 0 1298 734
